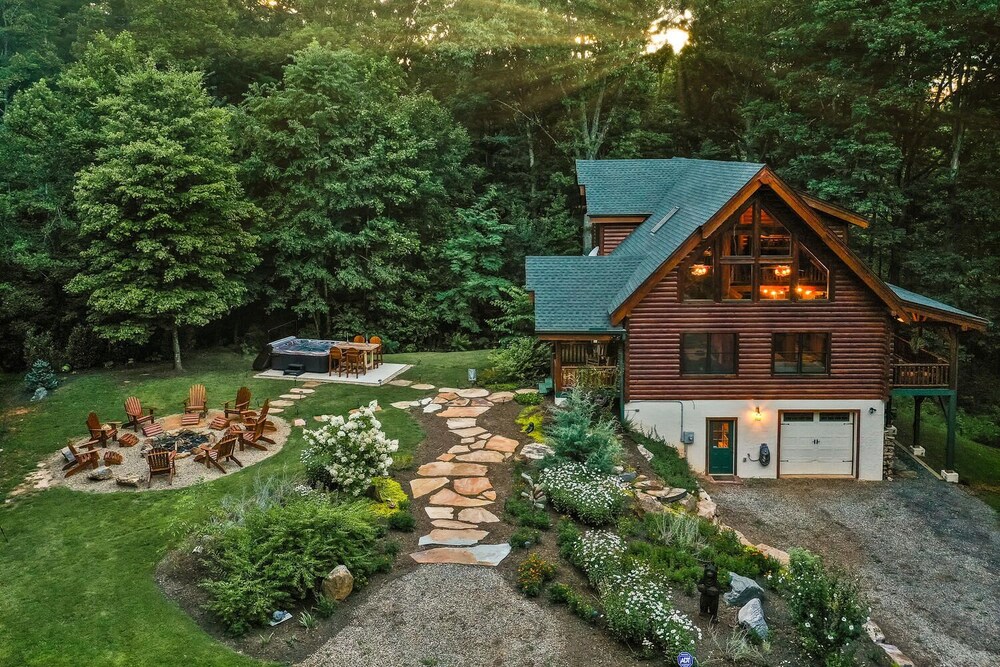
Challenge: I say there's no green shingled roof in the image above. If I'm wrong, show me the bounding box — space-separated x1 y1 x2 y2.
527 158 987 333
888 284 988 325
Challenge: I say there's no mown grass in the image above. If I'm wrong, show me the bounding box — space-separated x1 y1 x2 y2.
0 348 489 666
893 397 1000 512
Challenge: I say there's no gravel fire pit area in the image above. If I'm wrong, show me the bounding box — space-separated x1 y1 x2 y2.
45 410 290 493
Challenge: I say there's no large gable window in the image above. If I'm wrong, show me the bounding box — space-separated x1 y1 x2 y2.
681 200 831 303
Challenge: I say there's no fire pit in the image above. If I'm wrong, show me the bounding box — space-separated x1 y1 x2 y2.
150 429 214 455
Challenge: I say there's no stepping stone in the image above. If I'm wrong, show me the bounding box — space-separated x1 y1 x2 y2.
388 379 413 387
451 427 486 438
432 519 480 530
470 398 493 407
482 490 497 501
418 528 489 547
447 398 471 407
439 406 490 418
390 401 414 409
409 544 511 566
422 403 442 414
438 387 461 394
290 388 315 394
487 391 515 403
469 440 486 450
420 397 433 405
410 478 449 498
417 462 489 478
428 488 493 507
437 453 456 462
454 477 492 496
458 508 500 523
425 507 454 520
460 437 475 445
301 381 321 388
313 415 329 421
432 397 449 405
447 445 470 454
485 435 519 453
270 400 294 407
412 383 435 391
456 388 490 398
520 443 554 460
456 451 505 463
269 408 284 414
436 392 459 401
446 417 479 430
279 394 304 400
480 433 493 439
293 418 306 427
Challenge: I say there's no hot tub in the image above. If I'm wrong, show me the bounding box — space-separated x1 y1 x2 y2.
267 336 340 374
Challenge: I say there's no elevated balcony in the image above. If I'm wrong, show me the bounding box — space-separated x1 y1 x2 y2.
891 336 950 388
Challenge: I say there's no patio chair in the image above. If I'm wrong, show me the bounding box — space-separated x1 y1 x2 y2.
62 442 101 478
86 411 118 446
184 384 207 416
329 348 344 376
239 417 273 451
345 348 366 378
353 335 366 343
224 386 251 420
369 336 384 367
146 447 176 487
242 399 275 432
124 397 155 431
195 434 242 474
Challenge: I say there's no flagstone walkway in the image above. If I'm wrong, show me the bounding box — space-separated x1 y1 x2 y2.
392 386 537 567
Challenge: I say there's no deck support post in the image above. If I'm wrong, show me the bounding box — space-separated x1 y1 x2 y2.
553 341 562 394
945 326 960 471
912 396 923 449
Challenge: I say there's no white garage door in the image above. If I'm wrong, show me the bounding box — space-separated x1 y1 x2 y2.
779 411 855 476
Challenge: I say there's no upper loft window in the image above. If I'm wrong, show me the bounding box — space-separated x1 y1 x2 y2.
681 200 831 303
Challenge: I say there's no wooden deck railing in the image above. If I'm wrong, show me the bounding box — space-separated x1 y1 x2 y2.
561 365 618 389
892 361 950 387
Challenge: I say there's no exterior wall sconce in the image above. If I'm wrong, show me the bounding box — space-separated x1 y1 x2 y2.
753 406 762 422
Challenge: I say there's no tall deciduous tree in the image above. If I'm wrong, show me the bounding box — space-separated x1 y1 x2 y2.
67 64 258 370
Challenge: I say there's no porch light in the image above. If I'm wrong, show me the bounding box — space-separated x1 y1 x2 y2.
690 263 709 276
774 265 791 277
753 406 762 422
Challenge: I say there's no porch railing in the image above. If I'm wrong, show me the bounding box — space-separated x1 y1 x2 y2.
561 365 618 390
892 360 949 387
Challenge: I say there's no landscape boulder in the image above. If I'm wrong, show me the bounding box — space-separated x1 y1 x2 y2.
30 388 48 402
115 475 143 488
724 573 765 606
322 565 354 601
737 598 769 640
635 492 666 515
87 466 113 481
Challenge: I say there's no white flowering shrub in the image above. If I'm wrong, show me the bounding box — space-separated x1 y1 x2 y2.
599 564 700 658
539 462 631 525
301 401 398 496
777 548 866 661
568 529 627 586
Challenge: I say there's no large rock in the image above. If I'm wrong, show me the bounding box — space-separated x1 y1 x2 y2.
87 466 113 481
322 565 354 601
725 573 765 606
115 475 142 488
519 443 554 461
737 598 769 640
635 491 666 515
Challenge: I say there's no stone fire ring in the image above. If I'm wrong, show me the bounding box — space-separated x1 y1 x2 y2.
45 410 291 493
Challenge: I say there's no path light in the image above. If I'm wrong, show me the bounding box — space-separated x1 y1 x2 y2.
468 368 477 384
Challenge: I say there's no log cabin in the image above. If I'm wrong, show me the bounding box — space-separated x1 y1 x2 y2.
525 158 988 480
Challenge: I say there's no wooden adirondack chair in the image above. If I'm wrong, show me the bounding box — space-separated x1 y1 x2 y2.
195 434 242 473
184 384 207 416
124 397 155 431
145 447 176 487
224 386 251 420
241 398 274 431
63 443 101 478
86 412 117 446
239 417 273 451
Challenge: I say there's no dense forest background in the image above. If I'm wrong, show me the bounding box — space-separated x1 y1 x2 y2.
1 0 998 412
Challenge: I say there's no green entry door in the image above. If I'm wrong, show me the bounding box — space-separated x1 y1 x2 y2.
707 419 736 475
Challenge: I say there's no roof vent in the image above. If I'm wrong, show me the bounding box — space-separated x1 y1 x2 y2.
650 206 679 234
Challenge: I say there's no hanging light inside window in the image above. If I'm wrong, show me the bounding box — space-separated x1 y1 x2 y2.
774 265 791 278
690 263 709 277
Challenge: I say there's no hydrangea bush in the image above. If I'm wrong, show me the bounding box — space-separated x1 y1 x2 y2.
301 401 398 496
539 462 631 526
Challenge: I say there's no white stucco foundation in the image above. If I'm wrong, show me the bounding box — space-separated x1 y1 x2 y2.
625 398 886 480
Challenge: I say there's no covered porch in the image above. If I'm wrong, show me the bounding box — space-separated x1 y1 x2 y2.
888 284 989 471
541 334 622 394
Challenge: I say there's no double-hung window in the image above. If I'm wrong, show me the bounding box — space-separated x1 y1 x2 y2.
772 333 830 375
681 333 738 375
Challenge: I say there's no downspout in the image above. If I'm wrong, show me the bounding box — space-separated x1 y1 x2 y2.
617 331 626 423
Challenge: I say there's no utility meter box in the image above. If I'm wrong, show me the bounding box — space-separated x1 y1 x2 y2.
680 431 695 445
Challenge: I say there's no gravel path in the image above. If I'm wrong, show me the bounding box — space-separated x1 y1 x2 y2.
707 461 1000 667
298 564 640 667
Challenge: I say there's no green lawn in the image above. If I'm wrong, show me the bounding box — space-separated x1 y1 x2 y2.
0 348 489 666
894 397 1000 511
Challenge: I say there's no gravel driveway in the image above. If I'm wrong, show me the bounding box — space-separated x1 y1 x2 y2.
707 461 1000 667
